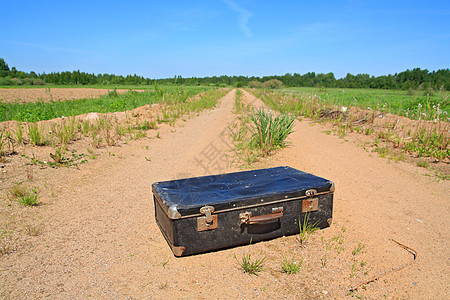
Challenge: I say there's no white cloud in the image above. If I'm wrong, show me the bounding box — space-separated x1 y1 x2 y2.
223 0 253 38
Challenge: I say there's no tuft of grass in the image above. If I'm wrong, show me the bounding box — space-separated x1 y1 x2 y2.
162 257 169 268
249 108 296 156
54 118 77 145
298 212 319 245
24 225 42 236
158 281 169 290
27 122 48 146
50 146 67 164
234 89 245 114
236 253 265 275
281 256 303 274
9 183 39 206
416 159 429 168
15 123 24 146
352 242 366 256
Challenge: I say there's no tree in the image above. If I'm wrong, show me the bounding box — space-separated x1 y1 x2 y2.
0 58 10 71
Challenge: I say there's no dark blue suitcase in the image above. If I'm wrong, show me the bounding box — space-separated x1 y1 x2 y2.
152 166 334 256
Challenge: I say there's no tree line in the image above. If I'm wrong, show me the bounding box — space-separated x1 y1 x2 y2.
1 58 449 91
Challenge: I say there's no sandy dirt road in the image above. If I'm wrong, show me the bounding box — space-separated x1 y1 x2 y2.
0 90 448 299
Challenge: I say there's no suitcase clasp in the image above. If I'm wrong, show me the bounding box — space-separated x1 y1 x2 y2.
198 206 218 232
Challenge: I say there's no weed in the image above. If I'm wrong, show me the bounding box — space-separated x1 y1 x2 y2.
416 160 429 168
27 123 48 146
281 256 303 274
50 146 67 164
298 212 318 245
162 257 169 268
24 225 41 236
0 238 12 256
249 108 296 156
15 123 24 146
350 259 359 278
158 281 169 290
236 253 265 275
352 242 366 256
132 131 147 140
338 124 347 137
0 131 4 156
87 148 97 159
22 150 87 168
54 118 77 145
234 89 245 114
10 183 39 206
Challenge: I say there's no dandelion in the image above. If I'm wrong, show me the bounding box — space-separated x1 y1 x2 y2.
418 103 422 109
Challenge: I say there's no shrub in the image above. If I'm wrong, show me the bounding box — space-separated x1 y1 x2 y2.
10 78 22 85
248 80 263 88
263 79 283 89
33 79 45 85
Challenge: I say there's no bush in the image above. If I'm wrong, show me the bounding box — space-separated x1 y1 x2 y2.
10 78 22 85
0 78 12 86
22 78 34 85
263 79 283 89
248 80 263 88
33 79 45 85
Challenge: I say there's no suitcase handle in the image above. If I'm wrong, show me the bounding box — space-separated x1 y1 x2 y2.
240 207 284 225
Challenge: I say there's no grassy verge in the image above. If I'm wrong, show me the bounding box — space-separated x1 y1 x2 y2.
282 87 449 121
0 88 229 162
0 86 210 122
249 89 449 165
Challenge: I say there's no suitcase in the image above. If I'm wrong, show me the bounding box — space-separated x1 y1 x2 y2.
152 166 334 256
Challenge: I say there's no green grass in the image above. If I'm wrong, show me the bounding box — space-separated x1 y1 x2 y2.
299 212 319 245
249 107 296 156
234 89 245 114
9 183 39 206
0 86 210 122
281 256 303 274
250 88 449 162
283 87 450 121
0 87 227 155
236 253 265 275
27 123 49 146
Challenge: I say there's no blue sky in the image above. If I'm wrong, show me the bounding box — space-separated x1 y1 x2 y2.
2 0 449 79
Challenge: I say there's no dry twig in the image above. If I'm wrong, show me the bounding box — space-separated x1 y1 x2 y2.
350 239 417 291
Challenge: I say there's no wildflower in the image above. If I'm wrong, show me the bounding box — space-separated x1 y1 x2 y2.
341 106 348 112
418 103 422 109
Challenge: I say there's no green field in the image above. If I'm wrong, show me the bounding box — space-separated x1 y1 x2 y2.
0 86 212 122
283 87 449 121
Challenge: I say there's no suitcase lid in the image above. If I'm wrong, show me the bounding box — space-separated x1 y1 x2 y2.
152 166 334 219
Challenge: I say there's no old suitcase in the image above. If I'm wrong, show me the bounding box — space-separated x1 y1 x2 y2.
152 166 334 256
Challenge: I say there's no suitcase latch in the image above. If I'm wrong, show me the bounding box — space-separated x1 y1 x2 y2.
302 198 319 213
198 206 218 232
